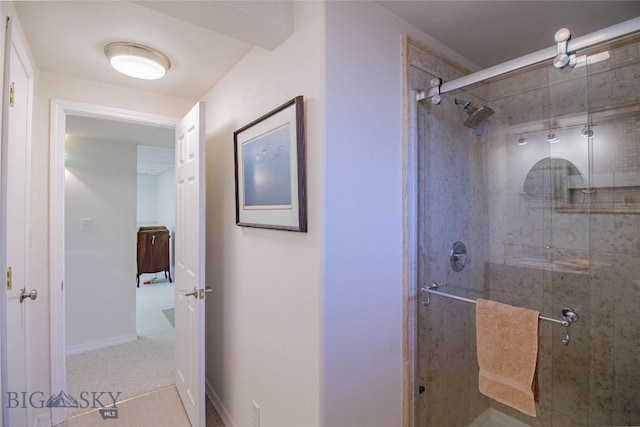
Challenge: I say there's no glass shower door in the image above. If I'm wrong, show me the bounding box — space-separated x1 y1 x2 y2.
544 56 592 427
412 33 640 427
582 38 640 426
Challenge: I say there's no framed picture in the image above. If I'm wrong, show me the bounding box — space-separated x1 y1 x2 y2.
234 96 307 232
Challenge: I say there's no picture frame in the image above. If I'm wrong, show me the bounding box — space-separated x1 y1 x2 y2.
234 96 307 232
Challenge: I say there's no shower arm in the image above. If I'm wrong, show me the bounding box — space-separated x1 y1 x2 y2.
417 17 640 104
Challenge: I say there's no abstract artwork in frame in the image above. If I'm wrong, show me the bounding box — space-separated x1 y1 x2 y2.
233 96 307 232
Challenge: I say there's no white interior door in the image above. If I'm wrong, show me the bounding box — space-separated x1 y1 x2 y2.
174 101 206 427
1 16 34 427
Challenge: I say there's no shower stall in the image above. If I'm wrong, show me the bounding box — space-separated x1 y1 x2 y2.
406 19 640 427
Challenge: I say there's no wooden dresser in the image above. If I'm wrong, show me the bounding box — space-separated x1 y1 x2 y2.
136 226 172 287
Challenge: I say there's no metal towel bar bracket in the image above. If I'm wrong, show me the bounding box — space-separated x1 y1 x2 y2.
421 282 579 345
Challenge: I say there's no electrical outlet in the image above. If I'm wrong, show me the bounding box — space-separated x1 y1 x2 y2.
252 400 260 427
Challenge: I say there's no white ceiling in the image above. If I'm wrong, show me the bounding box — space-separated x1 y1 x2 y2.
14 1 293 100
66 115 175 175
17 1 640 157
137 145 175 176
66 115 174 148
14 1 640 100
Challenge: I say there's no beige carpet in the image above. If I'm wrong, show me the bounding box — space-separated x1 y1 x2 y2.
66 277 175 416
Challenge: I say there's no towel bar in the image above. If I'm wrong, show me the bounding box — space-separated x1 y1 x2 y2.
421 282 579 345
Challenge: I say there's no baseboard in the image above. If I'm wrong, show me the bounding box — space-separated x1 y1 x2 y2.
33 412 51 427
65 333 138 356
468 408 531 427
206 379 237 427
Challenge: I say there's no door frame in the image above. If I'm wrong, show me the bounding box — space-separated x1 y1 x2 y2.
49 99 179 425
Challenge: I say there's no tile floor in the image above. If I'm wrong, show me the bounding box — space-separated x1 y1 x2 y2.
56 385 224 427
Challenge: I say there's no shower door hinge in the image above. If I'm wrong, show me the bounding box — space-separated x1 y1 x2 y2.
9 82 15 107
553 28 577 69
416 78 442 105
6 266 12 290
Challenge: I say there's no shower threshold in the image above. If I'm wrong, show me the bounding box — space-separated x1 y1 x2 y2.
468 408 531 427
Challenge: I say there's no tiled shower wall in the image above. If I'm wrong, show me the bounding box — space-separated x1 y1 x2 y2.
411 33 640 427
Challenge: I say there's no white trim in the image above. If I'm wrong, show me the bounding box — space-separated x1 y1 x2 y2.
0 16 14 427
49 99 179 426
65 333 138 357
205 379 237 427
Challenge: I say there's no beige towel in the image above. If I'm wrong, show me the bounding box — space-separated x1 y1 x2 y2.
476 299 539 417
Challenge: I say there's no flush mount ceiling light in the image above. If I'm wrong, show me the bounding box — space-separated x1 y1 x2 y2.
104 42 171 80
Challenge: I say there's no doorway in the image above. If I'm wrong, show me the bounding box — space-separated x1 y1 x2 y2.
50 100 179 425
63 115 177 415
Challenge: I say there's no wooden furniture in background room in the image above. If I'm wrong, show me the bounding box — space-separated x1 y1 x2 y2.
137 226 172 287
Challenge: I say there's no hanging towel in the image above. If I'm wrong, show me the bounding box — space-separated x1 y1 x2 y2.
476 299 539 417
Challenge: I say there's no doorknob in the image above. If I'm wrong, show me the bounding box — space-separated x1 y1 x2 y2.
181 287 198 298
181 286 212 299
19 288 37 303
199 287 213 300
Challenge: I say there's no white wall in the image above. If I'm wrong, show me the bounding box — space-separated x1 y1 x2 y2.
29 71 194 422
137 174 159 228
20 2 473 425
322 3 458 426
156 167 175 268
137 168 176 268
203 2 323 426
65 136 137 352
202 2 457 426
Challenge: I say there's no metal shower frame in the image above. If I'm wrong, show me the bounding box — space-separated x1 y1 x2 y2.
417 16 640 104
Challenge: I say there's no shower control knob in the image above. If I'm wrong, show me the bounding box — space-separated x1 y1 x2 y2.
450 241 470 272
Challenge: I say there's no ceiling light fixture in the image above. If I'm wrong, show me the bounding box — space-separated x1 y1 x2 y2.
104 42 171 80
517 135 527 146
546 132 559 143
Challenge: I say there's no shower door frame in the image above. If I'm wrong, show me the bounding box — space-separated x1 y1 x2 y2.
402 22 640 426
401 33 420 427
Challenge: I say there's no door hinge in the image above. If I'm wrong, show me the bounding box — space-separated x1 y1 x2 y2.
6 266 12 290
9 82 14 107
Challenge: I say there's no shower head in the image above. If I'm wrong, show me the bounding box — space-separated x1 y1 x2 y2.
454 98 495 129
